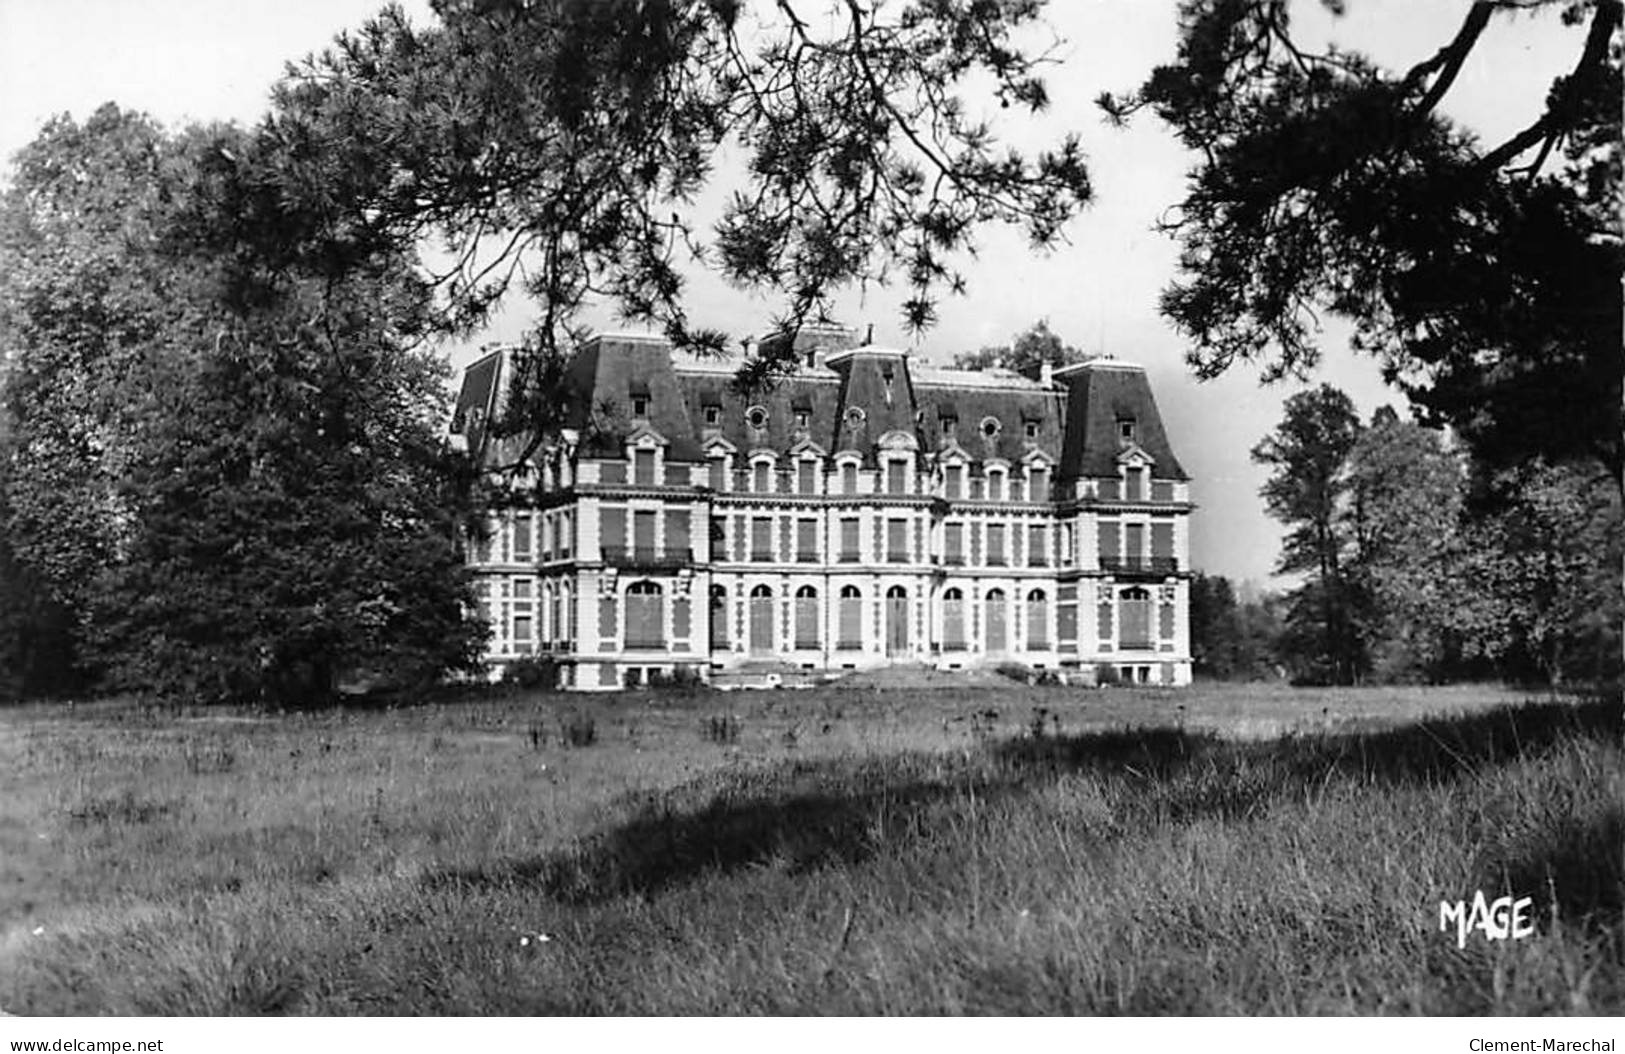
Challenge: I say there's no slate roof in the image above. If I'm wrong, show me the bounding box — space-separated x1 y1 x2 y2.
1055 360 1189 481
452 329 1189 483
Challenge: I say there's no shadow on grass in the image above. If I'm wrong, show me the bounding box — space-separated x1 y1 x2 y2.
423 698 1620 911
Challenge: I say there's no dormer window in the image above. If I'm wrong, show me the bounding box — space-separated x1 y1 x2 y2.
632 396 649 419
704 406 720 426
794 410 810 430
845 406 866 429
1024 421 1039 440
987 468 1006 502
633 447 656 485
980 416 1001 439
1118 418 1137 443
747 406 769 431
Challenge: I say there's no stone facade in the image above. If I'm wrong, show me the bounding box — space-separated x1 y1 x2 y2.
453 325 1194 690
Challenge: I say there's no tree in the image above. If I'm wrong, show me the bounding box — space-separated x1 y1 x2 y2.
243 0 1095 467
1449 460 1622 686
949 318 1089 378
1343 406 1466 681
1251 384 1361 683
0 105 484 704
1104 0 1623 479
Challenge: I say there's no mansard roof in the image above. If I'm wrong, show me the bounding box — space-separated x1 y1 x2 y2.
453 326 1189 484
1055 359 1189 481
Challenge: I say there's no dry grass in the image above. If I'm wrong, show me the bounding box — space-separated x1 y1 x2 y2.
0 681 1616 1015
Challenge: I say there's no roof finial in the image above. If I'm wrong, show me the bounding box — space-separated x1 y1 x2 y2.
865 322 875 344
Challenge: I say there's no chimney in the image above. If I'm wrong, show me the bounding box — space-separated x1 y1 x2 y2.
1040 359 1054 386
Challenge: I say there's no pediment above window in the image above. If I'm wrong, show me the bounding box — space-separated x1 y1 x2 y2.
1115 442 1155 469
788 436 828 458
702 435 738 455
625 423 668 448
876 429 919 452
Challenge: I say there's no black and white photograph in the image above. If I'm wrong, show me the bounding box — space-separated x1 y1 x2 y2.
0 0 1619 1042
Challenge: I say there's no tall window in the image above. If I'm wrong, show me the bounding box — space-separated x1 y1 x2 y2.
626 581 664 649
511 579 534 652
707 457 726 490
794 586 820 648
886 459 908 495
839 517 861 562
837 586 863 649
664 510 691 561
633 509 656 559
1027 524 1047 567
986 523 1007 566
841 461 858 494
633 448 656 485
942 588 966 650
752 461 771 493
985 588 1008 653
1127 466 1147 501
1120 587 1152 649
987 470 1005 502
944 522 965 565
1030 466 1049 502
749 584 775 653
797 460 816 494
944 464 963 499
1026 589 1049 650
751 517 773 561
887 518 909 562
797 518 818 562
513 514 532 561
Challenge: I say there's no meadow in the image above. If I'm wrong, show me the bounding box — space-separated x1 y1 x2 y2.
0 679 1618 1015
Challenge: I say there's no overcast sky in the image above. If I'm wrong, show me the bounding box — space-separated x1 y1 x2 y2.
0 1 1587 587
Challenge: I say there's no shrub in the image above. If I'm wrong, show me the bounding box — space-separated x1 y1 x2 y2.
504 655 559 691
649 664 707 694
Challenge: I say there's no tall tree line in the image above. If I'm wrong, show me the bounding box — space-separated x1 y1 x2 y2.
1245 385 1619 686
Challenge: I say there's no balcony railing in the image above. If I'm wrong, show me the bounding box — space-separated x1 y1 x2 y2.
601 546 692 569
838 551 861 563
1100 556 1179 575
987 555 1008 567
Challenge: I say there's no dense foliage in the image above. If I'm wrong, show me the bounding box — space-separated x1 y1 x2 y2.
1247 386 1619 686
0 106 484 704
258 0 1095 465
1105 0 1623 478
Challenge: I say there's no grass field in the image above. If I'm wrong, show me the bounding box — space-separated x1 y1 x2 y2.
0 681 1618 1015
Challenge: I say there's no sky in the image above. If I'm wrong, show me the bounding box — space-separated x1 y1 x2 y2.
0 1 1589 586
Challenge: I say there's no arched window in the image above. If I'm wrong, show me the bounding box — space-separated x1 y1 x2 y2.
626 580 664 649
837 585 863 650
1026 588 1049 650
749 584 775 653
942 587 966 650
794 585 820 648
885 585 909 654
986 469 1006 502
985 588 1008 653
